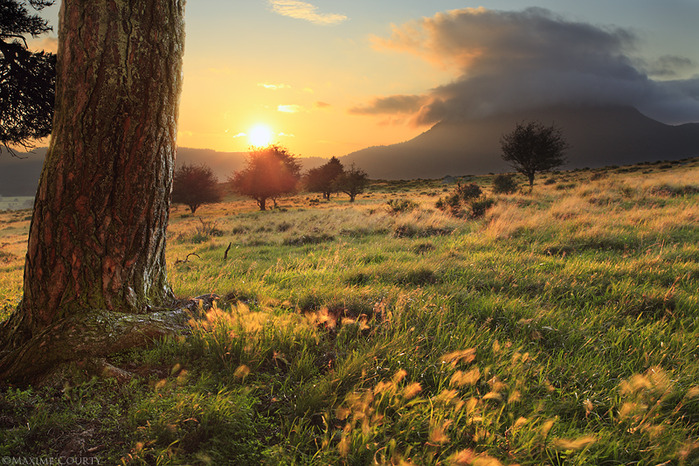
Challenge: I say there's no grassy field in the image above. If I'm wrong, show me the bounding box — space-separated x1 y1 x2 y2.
0 159 698 465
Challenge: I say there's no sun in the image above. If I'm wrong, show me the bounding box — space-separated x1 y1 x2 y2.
248 124 273 147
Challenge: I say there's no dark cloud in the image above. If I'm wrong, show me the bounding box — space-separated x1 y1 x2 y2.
362 7 699 125
348 94 428 115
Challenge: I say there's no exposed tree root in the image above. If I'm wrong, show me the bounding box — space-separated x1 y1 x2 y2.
0 294 219 387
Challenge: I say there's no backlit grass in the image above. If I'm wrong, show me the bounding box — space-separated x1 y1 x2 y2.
0 158 698 464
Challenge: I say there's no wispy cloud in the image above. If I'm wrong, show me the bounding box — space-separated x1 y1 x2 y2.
278 104 304 113
258 83 291 90
269 0 347 25
232 132 247 138
644 55 696 78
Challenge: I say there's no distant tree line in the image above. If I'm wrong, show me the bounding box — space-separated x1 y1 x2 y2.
171 120 567 213
171 146 369 212
303 156 369 203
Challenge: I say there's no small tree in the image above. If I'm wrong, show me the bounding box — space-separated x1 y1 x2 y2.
0 0 56 154
335 164 368 202
172 163 222 214
304 156 344 200
230 145 301 211
500 121 568 189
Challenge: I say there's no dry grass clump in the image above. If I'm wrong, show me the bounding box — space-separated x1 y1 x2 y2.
484 166 699 250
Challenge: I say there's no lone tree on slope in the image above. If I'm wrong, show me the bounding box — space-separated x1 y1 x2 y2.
500 121 568 190
304 156 344 200
172 163 222 214
0 0 187 385
0 0 56 154
230 145 301 211
335 164 368 202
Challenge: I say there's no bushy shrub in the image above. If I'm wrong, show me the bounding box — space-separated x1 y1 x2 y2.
469 198 495 218
455 183 482 200
492 174 518 194
436 182 495 219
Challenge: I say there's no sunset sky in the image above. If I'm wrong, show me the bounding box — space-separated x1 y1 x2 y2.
30 1 699 159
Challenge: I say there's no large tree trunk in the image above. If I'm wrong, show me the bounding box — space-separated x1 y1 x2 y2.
0 0 187 385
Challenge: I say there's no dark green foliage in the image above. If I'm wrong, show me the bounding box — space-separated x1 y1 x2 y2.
229 145 301 211
650 184 699 197
283 233 334 246
0 0 56 153
335 164 369 202
435 194 461 213
492 174 519 194
437 182 495 218
386 199 418 213
555 182 577 190
304 156 344 200
500 121 569 189
393 223 453 238
412 242 436 254
469 197 495 218
455 182 482 200
172 163 222 214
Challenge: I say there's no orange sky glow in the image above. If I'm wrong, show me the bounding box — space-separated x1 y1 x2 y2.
25 1 699 160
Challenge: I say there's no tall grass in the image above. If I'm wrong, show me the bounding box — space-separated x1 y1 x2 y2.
0 158 697 464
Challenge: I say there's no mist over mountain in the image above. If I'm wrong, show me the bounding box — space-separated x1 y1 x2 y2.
341 105 699 179
0 148 47 197
0 147 327 197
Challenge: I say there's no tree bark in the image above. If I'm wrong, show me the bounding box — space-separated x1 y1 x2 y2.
0 0 187 385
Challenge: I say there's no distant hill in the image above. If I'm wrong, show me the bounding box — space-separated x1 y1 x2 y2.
0 148 47 197
0 147 327 197
341 105 699 179
3 107 697 194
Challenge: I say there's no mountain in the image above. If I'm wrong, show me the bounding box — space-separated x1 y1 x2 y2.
341 105 699 179
3 106 697 195
0 147 327 197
